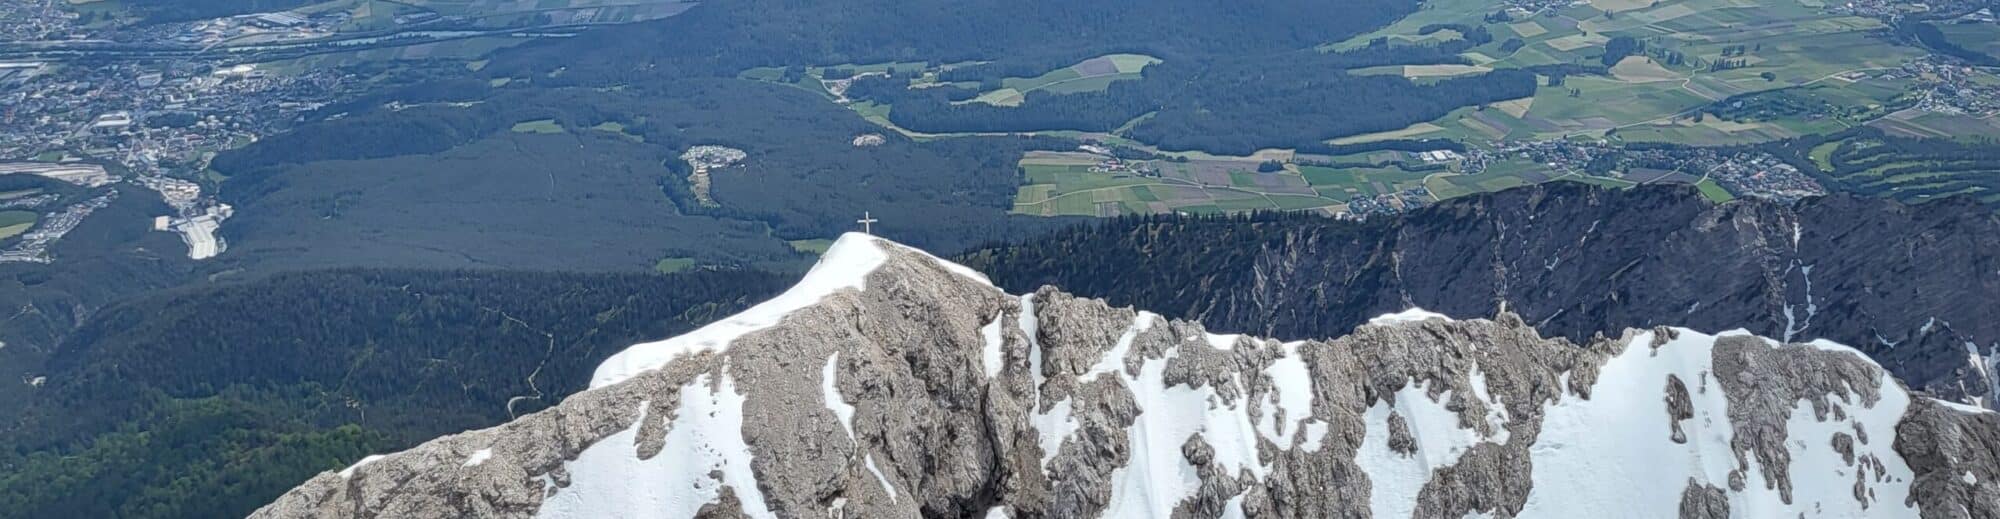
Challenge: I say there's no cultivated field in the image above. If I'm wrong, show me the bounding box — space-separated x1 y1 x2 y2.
1324 0 1939 146
0 210 37 240
1010 151 1350 216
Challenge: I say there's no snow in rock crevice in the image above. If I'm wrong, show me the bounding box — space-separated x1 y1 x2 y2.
1082 313 1158 382
822 353 856 441
981 312 1006 378
864 454 898 502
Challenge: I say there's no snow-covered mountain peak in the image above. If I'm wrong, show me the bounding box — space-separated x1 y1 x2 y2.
256 236 2000 519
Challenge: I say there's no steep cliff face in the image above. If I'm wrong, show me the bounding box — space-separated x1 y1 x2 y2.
964 184 2000 409
255 234 2000 518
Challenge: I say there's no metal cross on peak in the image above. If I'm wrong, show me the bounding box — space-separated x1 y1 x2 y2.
857 211 879 234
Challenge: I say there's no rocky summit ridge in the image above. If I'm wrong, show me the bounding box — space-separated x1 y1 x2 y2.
255 233 2000 518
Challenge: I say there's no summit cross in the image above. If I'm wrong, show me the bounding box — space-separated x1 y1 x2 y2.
857 212 879 234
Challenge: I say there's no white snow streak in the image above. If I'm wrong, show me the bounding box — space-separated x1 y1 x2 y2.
822 353 855 440
591 234 888 389
338 454 386 479
981 312 1006 378
864 454 898 502
1367 307 1453 326
462 448 493 468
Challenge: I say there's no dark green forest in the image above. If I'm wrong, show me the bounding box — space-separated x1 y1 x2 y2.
208 81 1082 274
0 268 785 519
844 51 1537 154
453 0 1525 154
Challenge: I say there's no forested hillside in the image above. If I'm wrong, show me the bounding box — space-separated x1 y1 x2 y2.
458 0 1522 154
961 182 2000 406
208 81 1081 274
844 51 1537 154
0 268 786 519
486 0 1416 81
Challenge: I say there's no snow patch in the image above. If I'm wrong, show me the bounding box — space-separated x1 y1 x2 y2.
1097 337 1295 516
591 233 888 389
1096 346 1206 517
864 454 898 502
1220 494 1247 519
338 454 386 479
981 312 1006 378
1080 312 1157 381
822 353 856 440
537 372 775 519
1367 308 1452 326
1299 420 1330 452
1355 378 1485 519
462 448 492 468
1033 397 1076 470
1466 366 1512 444
1255 341 1314 445
1518 329 1918 517
1935 398 1994 415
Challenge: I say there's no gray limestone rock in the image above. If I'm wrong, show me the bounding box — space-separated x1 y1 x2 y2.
253 235 2000 519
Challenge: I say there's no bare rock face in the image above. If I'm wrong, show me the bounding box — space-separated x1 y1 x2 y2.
254 234 2000 519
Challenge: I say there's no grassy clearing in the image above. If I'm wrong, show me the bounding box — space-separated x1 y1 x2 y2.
788 238 836 255
653 257 698 273
1012 153 1343 216
1328 122 1446 145
510 119 564 134
590 121 644 141
1609 56 1683 83
1694 178 1737 202
966 53 1160 106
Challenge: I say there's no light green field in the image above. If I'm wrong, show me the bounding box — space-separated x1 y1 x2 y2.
1695 178 1737 202
653 257 698 273
788 239 836 255
0 211 37 240
590 121 644 141
1297 164 1436 198
510 119 565 134
1322 0 1932 146
967 54 1161 106
1012 154 1345 216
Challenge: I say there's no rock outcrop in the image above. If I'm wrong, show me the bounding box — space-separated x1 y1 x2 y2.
255 233 2000 518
